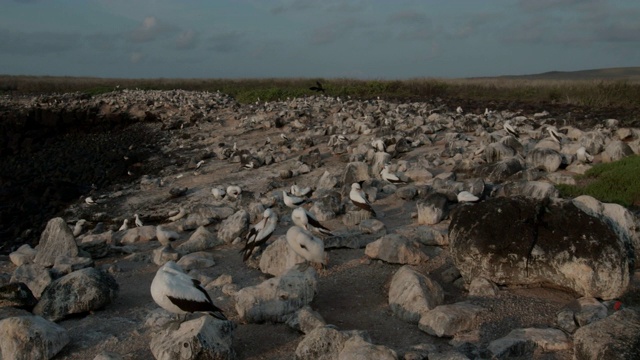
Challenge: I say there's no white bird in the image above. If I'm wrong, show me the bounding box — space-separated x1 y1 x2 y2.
349 183 376 217
211 187 226 200
380 164 404 184
156 225 180 246
286 226 327 267
150 261 227 321
118 219 129 231
547 126 562 143
456 106 463 114
576 146 594 163
283 190 307 208
503 121 519 138
73 219 87 237
85 196 97 205
457 191 480 203
226 185 242 199
195 160 205 169
291 184 313 198
280 133 290 142
371 138 387 153
241 208 278 261
134 213 143 227
167 207 187 222
291 207 333 237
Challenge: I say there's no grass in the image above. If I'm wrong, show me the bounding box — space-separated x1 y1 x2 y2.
1 75 640 110
557 155 640 207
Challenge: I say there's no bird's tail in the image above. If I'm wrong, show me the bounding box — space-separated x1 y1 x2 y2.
208 310 228 321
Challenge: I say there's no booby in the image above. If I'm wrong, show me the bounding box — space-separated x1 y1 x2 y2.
547 126 562 143
576 146 594 163
503 121 519 138
241 208 278 261
457 191 480 203
291 207 333 237
167 207 187 222
150 261 227 321
211 187 226 200
291 184 313 198
380 164 404 184
227 185 242 199
134 213 143 227
286 226 326 267
456 106 463 114
85 196 97 205
283 190 307 208
371 138 387 153
349 183 376 217
118 219 129 231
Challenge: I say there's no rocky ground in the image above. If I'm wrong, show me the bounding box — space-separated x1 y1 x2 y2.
1 90 639 359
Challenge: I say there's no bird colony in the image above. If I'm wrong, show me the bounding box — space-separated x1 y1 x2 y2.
1 88 639 360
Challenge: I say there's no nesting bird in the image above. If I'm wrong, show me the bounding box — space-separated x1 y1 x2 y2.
241 208 278 261
371 138 387 153
85 196 97 205
457 191 480 203
211 186 226 200
167 207 187 222
291 184 313 198
286 226 327 267
503 121 519 138
349 183 376 217
283 190 307 208
150 261 227 321
547 126 563 143
291 207 333 237
576 146 594 163
380 164 404 184
226 185 242 199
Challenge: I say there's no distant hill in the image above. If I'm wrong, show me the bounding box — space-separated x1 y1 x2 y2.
494 67 640 81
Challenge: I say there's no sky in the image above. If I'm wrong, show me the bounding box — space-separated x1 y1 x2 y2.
1 0 639 79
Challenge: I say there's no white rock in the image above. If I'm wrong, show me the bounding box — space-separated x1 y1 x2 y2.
34 217 78 267
0 316 69 360
418 302 485 337
259 237 306 276
365 234 428 265
388 265 444 324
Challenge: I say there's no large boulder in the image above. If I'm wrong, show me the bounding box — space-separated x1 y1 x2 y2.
259 237 306 276
449 197 632 299
217 210 249 243
388 266 444 324
0 315 69 360
33 268 119 321
34 217 78 267
364 234 428 265
573 307 640 360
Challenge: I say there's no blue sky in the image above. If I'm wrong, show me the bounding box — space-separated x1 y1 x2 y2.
1 0 639 79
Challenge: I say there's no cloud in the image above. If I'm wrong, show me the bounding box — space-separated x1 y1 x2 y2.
387 11 427 24
128 16 177 43
207 30 245 52
309 17 369 45
0 28 81 55
175 30 198 50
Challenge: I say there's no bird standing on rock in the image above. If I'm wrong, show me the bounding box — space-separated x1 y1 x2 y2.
349 183 376 217
283 190 307 208
380 164 404 184
286 226 327 268
241 208 278 261
291 207 333 237
150 261 227 322
118 219 129 231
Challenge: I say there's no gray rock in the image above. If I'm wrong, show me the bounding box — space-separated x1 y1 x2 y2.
574 297 608 327
405 168 434 184
119 225 156 244
0 315 69 360
310 191 344 221
417 193 448 225
10 264 52 298
418 302 485 337
176 251 216 271
284 305 326 334
474 156 525 183
177 226 223 255
371 152 393 177
359 219 386 236
93 351 124 360
182 204 235 230
149 315 235 360
0 283 37 309
556 308 578 334
152 245 181 265
9 245 37 267
324 232 377 249
78 234 111 259
52 256 94 276
295 326 348 360
468 277 499 297
396 185 418 201
388 265 444 324
365 234 428 265
449 197 632 299
398 226 448 246
573 308 640 360
497 180 559 200
602 140 633 162
579 131 607 155
235 264 317 323
526 148 562 172
341 162 371 192
488 327 571 359
34 217 78 267
338 335 398 360
217 210 249 243
317 171 339 190
426 349 470 360
33 267 119 321
259 237 306 276
484 142 516 163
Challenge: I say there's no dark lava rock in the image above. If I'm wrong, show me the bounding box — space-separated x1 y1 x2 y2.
0 282 38 310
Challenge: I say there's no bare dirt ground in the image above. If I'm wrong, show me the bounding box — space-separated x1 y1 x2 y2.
1 100 638 359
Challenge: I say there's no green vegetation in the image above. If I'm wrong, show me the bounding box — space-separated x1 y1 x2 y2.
1 75 639 110
557 155 640 207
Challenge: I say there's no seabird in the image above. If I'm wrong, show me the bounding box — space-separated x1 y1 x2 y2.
150 261 227 321
547 126 562 143
291 184 313 198
85 196 97 205
157 225 180 246
371 139 387 153
503 121 519 138
280 133 290 142
291 207 333 237
119 219 129 231
286 226 327 267
195 160 205 169
240 208 278 261
576 146 594 163
283 190 307 208
309 81 325 93
73 219 87 237
380 164 404 184
349 183 376 217
456 106 463 114
227 185 242 199
211 187 226 200
457 191 480 203
134 214 143 227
